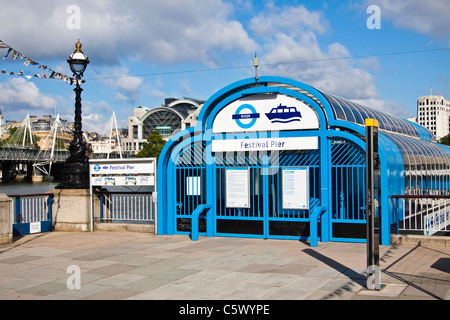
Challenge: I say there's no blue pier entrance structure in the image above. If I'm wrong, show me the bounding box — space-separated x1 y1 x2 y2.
157 77 450 246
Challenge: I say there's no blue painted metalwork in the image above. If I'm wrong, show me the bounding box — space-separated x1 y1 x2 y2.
12 193 54 236
310 204 327 247
157 76 450 245
329 138 367 242
190 204 212 241
96 192 155 223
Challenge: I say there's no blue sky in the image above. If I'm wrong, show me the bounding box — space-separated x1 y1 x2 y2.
0 0 449 133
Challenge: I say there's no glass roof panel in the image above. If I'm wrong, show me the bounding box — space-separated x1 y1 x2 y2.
387 134 450 171
321 92 420 138
325 94 346 120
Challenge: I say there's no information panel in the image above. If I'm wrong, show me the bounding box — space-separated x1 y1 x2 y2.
226 168 250 208
89 158 156 187
88 158 157 232
282 167 309 210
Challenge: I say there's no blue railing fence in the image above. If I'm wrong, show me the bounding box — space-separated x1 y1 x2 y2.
95 191 155 224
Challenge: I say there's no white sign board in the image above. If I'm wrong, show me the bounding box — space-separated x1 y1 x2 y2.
282 167 309 210
89 158 156 187
226 168 250 208
423 207 450 235
212 93 319 133
29 222 41 234
212 136 318 153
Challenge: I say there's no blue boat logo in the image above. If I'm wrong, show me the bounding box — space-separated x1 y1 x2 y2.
265 104 302 123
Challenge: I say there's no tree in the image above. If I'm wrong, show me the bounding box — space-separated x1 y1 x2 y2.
438 133 450 146
136 130 167 158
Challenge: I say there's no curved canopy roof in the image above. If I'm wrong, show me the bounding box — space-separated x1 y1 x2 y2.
258 78 449 179
316 89 449 189
321 93 431 140
184 77 450 191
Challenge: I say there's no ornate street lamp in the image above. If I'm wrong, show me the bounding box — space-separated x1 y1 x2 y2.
57 39 90 189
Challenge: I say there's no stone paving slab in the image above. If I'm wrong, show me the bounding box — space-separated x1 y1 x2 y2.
0 231 448 302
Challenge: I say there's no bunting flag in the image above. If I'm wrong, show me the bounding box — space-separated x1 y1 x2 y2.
0 40 80 85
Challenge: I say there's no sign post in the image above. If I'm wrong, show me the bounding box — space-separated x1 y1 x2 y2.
365 119 381 290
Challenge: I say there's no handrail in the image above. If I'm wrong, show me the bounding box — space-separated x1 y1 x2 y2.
94 191 153 195
391 195 450 199
310 205 326 247
190 204 212 241
7 192 54 198
391 194 450 235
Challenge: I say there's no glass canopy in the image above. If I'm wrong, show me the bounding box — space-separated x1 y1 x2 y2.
322 92 425 139
319 92 449 193
387 134 450 193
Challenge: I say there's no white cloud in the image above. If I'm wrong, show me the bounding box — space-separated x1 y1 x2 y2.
179 78 192 97
250 4 328 38
95 67 143 103
250 3 411 117
369 0 450 41
0 0 257 66
0 0 416 128
255 5 377 100
0 78 58 119
149 88 166 100
73 100 113 133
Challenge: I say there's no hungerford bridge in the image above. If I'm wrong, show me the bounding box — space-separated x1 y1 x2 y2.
0 114 123 182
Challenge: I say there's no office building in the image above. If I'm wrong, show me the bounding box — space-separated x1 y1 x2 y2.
417 94 450 140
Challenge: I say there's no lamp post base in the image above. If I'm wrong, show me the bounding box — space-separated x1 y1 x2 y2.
56 161 90 189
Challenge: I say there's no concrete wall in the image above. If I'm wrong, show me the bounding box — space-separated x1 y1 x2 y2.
0 193 12 244
51 189 91 232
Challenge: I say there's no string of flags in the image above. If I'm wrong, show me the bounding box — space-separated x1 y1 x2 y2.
0 40 81 85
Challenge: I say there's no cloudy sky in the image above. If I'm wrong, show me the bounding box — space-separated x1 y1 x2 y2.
0 0 449 132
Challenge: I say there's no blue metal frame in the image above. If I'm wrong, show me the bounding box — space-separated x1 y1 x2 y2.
157 76 444 245
12 194 54 236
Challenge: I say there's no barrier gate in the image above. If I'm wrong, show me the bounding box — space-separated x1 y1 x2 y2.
11 193 54 236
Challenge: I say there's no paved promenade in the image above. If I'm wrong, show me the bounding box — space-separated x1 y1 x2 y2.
0 231 449 301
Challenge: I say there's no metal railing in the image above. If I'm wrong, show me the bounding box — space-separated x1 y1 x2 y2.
392 195 450 235
9 193 54 224
97 191 155 224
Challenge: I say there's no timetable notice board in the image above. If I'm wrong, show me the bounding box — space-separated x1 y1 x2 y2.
282 167 309 210
226 168 250 208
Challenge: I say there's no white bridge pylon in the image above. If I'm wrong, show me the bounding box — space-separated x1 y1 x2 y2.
82 111 123 160
33 114 71 176
4 113 35 148
104 111 122 159
23 114 34 146
2 112 123 177
34 111 123 176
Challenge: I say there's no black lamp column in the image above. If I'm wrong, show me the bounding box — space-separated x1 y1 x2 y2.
57 39 90 189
